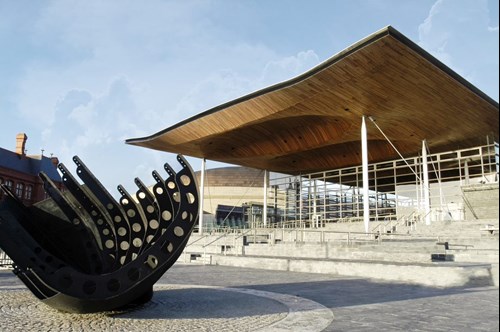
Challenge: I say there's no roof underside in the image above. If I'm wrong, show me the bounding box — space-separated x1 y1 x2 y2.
127 26 499 175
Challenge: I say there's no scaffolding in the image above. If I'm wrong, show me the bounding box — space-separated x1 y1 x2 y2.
267 143 498 227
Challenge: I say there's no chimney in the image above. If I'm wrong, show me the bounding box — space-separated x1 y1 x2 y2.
51 157 59 168
16 133 28 156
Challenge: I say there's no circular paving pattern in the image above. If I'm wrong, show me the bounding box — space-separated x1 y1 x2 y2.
0 284 333 331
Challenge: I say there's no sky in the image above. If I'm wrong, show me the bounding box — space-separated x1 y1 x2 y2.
0 0 498 195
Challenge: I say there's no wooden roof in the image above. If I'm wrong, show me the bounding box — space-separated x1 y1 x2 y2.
127 26 499 174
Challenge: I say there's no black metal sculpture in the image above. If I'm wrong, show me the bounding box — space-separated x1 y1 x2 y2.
0 155 198 313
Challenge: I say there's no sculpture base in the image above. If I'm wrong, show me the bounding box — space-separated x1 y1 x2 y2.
0 284 333 331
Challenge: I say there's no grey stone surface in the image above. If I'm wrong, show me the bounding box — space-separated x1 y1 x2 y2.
0 286 289 331
1 264 499 331
462 183 499 220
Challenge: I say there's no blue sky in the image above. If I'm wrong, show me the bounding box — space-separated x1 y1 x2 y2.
1 0 498 194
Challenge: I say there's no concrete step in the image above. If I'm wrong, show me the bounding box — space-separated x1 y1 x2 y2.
209 254 497 288
244 243 434 263
323 219 499 236
449 251 499 264
180 252 213 265
243 241 497 264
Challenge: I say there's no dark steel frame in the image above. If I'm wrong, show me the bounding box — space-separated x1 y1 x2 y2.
0 155 198 313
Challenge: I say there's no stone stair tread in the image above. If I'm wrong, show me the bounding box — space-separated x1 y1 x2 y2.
227 253 491 268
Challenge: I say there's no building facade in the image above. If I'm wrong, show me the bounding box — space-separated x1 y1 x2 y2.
127 27 499 233
194 166 266 230
196 141 498 231
0 133 63 206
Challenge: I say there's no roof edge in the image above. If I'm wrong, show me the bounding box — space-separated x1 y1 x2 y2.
126 25 499 146
386 26 499 109
126 26 392 145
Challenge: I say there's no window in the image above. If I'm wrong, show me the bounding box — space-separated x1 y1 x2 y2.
15 182 24 198
4 180 13 191
25 185 33 200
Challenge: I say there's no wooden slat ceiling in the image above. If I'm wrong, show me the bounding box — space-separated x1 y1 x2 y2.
127 26 499 175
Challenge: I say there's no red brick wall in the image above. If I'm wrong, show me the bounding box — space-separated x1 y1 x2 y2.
0 166 63 206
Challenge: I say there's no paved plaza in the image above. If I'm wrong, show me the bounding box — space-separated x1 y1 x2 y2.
1 264 498 331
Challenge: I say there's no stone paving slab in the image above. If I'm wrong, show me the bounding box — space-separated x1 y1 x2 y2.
1 264 498 331
0 286 290 332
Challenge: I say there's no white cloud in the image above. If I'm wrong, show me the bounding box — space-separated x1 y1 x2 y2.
171 49 320 120
259 50 320 87
418 0 499 100
6 0 495 197
174 70 253 116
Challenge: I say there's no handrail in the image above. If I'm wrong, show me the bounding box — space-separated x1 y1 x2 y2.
187 227 442 257
460 187 479 220
233 228 253 240
371 211 416 233
185 233 212 247
191 214 446 251
201 228 241 248
254 227 439 240
0 250 13 268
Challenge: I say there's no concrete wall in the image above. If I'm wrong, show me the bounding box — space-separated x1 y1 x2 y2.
200 186 263 215
462 183 499 220
210 255 494 288
185 212 500 285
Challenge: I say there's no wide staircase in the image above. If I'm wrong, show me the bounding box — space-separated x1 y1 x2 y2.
181 217 499 288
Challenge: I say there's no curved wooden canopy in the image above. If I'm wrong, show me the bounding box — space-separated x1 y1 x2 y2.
127 26 499 174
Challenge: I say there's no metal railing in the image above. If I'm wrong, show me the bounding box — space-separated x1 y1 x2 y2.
187 226 440 249
268 143 497 226
0 250 13 268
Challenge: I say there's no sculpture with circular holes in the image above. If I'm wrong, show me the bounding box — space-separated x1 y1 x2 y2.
0 155 198 313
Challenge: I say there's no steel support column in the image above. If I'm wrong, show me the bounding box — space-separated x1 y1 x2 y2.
263 169 268 228
361 116 370 233
199 158 206 234
313 179 318 228
422 140 431 225
464 160 470 185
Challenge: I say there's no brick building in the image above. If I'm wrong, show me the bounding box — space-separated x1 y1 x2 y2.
0 133 62 206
